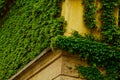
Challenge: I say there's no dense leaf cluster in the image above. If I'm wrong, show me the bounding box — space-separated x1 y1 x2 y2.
0 0 5 12
100 0 120 46
0 0 64 79
78 66 104 80
83 0 96 30
0 0 6 20
51 34 120 80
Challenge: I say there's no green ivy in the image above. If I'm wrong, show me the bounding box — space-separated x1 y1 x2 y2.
0 0 5 13
83 0 96 30
1 0 120 80
100 0 120 45
51 33 120 80
77 1 120 79
0 0 14 27
0 0 6 25
77 66 104 80
0 0 64 79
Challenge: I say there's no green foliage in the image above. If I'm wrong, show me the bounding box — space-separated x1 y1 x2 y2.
1 0 120 80
51 1 120 79
78 66 104 80
0 0 5 9
51 34 120 80
0 0 64 79
100 0 120 46
0 0 5 19
83 0 96 30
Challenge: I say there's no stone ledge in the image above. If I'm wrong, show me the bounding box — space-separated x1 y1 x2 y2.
9 47 87 80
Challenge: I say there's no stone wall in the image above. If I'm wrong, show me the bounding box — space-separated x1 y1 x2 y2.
9 48 87 80
62 0 119 38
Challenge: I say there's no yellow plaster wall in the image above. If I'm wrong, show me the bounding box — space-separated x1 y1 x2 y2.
61 0 89 36
115 7 119 27
61 0 119 38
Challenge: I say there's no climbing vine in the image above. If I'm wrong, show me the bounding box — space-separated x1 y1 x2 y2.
100 0 120 46
0 0 64 79
1 0 120 80
0 0 14 27
0 0 5 14
51 0 120 80
0 0 6 25
77 66 104 80
51 32 120 80
83 0 96 30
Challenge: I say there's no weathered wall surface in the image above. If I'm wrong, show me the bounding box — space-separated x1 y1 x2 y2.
9 49 87 80
29 51 87 80
61 0 89 36
29 57 62 80
62 0 119 38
